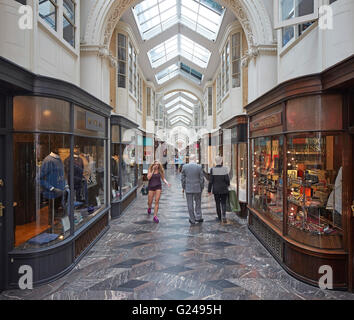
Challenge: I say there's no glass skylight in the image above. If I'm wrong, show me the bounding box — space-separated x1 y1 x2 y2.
165 96 195 109
148 35 211 69
164 91 198 103
133 0 178 41
133 0 225 41
156 63 179 84
170 116 191 125
167 105 194 114
163 92 178 100
180 0 224 41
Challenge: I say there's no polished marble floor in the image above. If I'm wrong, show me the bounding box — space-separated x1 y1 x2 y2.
1 168 354 300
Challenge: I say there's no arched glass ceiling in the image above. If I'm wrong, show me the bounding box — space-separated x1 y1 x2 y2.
170 117 191 125
167 105 194 114
148 34 211 69
165 96 195 109
163 91 198 102
156 62 203 84
133 0 225 41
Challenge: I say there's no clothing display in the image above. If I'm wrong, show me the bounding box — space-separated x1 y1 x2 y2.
40 152 66 199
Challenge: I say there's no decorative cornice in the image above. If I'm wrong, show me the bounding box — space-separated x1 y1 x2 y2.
241 44 277 67
81 44 118 67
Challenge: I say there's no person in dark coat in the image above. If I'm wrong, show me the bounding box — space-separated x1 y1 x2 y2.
208 156 230 223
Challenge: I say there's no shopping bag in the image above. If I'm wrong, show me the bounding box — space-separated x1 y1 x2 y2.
141 185 149 195
227 189 241 212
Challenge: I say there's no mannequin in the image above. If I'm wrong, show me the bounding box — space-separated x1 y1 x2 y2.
65 145 84 205
40 147 66 231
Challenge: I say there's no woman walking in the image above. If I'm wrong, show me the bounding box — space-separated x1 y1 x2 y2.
147 160 171 223
208 156 230 223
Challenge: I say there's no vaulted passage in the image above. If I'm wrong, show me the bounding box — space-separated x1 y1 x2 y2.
1 0 354 298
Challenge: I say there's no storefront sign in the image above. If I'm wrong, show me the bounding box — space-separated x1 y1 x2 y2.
86 111 105 132
250 111 282 132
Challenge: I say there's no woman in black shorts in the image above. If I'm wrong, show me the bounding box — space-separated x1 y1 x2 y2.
147 160 171 223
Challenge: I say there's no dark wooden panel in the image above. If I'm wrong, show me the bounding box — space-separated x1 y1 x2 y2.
74 213 108 259
8 240 74 288
284 242 348 289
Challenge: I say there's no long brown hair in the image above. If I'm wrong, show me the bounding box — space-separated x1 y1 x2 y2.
149 160 165 180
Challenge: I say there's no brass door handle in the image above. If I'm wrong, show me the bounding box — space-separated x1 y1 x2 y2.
0 202 5 217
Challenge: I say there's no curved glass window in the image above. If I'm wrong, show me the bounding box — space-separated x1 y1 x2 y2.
13 133 71 249
251 136 284 231
286 133 343 249
72 137 106 230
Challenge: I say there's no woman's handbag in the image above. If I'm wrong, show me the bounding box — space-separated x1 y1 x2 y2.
226 189 241 212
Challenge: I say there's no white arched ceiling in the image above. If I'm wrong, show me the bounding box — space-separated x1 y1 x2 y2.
83 0 274 53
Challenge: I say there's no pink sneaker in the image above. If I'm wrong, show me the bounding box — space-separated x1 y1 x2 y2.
153 216 159 223
147 208 151 215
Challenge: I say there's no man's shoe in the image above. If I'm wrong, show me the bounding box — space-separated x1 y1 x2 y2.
189 219 196 225
222 218 227 223
196 219 204 223
216 216 221 221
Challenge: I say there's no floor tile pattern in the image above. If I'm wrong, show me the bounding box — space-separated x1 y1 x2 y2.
1 168 354 300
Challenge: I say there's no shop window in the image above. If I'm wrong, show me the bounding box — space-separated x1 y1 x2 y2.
13 133 71 249
39 0 58 31
230 142 237 191
63 0 75 47
252 136 284 231
231 33 241 88
74 105 106 138
287 133 343 249
14 96 70 132
238 143 247 203
117 33 127 88
121 128 137 197
72 137 106 231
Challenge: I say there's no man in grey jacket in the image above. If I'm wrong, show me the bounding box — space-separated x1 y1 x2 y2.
181 154 204 224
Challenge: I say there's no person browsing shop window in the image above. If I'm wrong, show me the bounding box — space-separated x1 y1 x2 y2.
208 156 230 223
147 160 171 223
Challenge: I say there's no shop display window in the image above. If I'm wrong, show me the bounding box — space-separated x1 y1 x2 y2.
238 142 247 203
74 105 106 138
251 136 284 230
12 97 108 248
13 133 71 249
286 133 343 249
14 96 70 132
72 137 106 231
230 144 237 190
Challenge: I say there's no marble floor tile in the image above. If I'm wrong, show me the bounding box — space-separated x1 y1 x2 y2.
2 169 354 300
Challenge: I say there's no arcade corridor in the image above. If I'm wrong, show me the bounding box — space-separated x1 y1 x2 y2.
1 168 353 300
